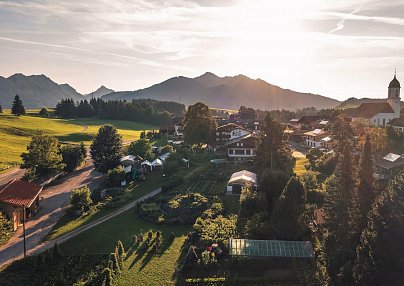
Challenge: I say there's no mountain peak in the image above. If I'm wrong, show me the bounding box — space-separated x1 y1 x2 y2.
85 85 114 98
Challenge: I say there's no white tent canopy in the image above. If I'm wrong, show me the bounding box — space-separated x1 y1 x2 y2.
158 152 171 161
151 158 163 167
120 155 135 163
141 160 152 166
228 170 257 186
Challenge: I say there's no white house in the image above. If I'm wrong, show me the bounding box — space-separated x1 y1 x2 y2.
303 129 330 148
388 117 404 133
225 134 258 161
226 170 257 195
229 127 252 140
352 73 401 127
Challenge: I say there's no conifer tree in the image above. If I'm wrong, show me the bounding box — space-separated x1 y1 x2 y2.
0 103 3 113
353 171 404 286
358 135 376 230
11 94 25 116
324 144 359 285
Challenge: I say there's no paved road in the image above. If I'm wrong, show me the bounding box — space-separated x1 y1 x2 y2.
28 187 163 257
0 162 104 267
0 168 25 186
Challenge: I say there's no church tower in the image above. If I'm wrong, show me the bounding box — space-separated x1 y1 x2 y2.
387 71 401 118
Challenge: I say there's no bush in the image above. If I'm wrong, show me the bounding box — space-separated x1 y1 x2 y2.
102 268 113 286
70 186 92 212
39 108 49 117
61 143 86 172
106 166 125 187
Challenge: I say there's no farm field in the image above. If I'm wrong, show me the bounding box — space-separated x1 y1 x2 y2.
0 110 158 172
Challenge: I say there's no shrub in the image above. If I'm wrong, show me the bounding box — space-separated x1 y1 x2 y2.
102 268 113 286
106 166 125 187
132 235 138 244
116 240 126 262
61 143 86 172
70 186 92 212
108 253 120 273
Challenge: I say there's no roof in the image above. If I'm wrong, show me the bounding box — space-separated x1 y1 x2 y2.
388 117 404 127
229 239 315 258
375 154 404 170
228 170 257 185
224 133 257 146
389 75 401 88
298 116 329 125
0 179 43 207
217 123 242 131
355 103 395 119
304 129 328 137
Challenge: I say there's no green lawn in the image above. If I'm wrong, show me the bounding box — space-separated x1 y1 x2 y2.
59 209 190 285
0 111 158 172
294 156 309 176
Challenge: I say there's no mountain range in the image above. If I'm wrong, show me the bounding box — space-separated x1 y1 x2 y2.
102 72 340 110
0 72 340 110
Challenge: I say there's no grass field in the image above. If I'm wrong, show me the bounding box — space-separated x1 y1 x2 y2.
59 209 190 285
0 110 158 172
293 151 308 176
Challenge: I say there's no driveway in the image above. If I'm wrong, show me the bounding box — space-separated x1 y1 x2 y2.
0 168 25 186
0 162 104 267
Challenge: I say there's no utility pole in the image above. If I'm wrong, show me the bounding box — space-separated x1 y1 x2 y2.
22 204 27 258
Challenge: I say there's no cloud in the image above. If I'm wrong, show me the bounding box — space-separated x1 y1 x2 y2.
328 0 367 34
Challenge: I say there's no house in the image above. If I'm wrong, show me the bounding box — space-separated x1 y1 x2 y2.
297 116 330 130
174 125 183 137
159 124 175 135
215 123 251 145
387 117 404 133
226 170 257 195
303 129 330 148
352 73 401 127
0 179 43 230
288 129 306 143
374 153 404 180
225 133 258 160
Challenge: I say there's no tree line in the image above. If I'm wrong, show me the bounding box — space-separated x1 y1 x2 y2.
54 98 185 125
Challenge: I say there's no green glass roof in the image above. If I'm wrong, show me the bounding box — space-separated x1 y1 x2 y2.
229 239 315 258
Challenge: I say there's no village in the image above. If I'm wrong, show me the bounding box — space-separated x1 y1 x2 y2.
0 73 403 285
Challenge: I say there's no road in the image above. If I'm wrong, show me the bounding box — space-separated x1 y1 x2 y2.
0 168 25 186
0 162 104 267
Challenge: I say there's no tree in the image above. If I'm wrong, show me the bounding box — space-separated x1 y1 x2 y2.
358 135 376 230
331 115 354 152
358 128 387 154
270 176 307 240
257 113 294 174
102 268 113 286
39 107 49 117
183 102 217 145
127 139 152 159
353 171 404 286
300 171 319 193
70 186 92 212
324 145 359 285
0 103 3 113
60 143 87 172
239 106 256 120
21 134 65 177
258 169 289 214
90 125 122 173
55 98 77 118
11 94 25 116
163 153 183 175
77 99 95 117
161 144 174 154
106 166 125 187
0 207 13 244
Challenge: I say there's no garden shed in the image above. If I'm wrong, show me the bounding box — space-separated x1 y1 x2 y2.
226 170 257 195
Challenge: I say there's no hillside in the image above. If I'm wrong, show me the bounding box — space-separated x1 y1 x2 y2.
102 72 340 110
0 74 83 108
337 97 404 109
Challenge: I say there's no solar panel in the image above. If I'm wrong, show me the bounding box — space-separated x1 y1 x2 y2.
383 153 400 162
229 239 315 258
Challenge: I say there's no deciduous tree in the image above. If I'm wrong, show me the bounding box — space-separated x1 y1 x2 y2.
127 139 153 160
21 134 65 176
183 102 216 145
90 125 122 173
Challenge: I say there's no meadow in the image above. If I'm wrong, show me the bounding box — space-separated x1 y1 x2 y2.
0 110 158 172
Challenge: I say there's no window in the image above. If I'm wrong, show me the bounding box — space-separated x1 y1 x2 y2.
235 149 244 155
228 149 234 155
240 143 244 147
216 138 219 141
216 132 219 136
246 149 251 155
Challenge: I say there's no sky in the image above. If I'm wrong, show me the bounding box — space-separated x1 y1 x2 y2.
0 0 403 101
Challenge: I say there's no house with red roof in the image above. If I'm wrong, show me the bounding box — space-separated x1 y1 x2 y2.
0 179 43 230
